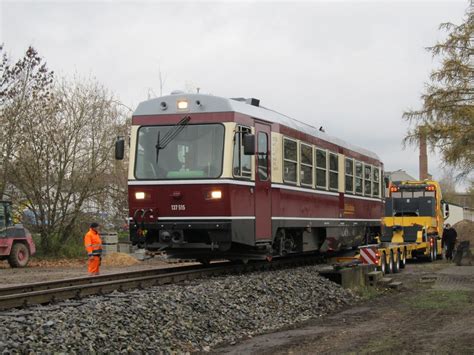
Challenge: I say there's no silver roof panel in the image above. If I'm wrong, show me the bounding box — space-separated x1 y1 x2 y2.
134 93 380 161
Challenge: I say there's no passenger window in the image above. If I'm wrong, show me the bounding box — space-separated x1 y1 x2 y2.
364 165 372 196
329 153 339 191
355 161 363 195
316 149 327 189
373 167 380 197
345 158 354 194
233 126 252 179
283 138 297 184
257 132 268 181
300 143 313 187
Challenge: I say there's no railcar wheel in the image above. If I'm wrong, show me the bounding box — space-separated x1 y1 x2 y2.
197 259 211 266
399 249 406 269
392 251 400 273
387 252 393 274
8 243 30 268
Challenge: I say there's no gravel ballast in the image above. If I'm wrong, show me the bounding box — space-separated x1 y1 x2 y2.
0 265 356 353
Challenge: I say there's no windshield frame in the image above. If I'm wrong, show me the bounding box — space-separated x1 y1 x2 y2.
133 122 225 180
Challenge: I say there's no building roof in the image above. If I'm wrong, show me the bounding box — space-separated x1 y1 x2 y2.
134 93 380 161
385 169 416 182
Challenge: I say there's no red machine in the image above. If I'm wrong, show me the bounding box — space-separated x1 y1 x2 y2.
0 201 36 267
117 93 384 262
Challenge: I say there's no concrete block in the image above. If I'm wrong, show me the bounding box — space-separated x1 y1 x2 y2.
102 244 117 254
378 277 393 285
101 233 118 244
388 281 403 290
118 243 132 254
319 264 375 289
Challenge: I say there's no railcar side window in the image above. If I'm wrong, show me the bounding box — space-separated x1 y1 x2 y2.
300 143 313 187
257 132 268 181
373 167 380 197
329 153 339 191
345 158 354 194
355 161 363 195
364 165 372 196
316 149 327 189
233 126 252 179
283 138 298 184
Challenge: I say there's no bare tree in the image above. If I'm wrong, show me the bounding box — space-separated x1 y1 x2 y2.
9 76 126 253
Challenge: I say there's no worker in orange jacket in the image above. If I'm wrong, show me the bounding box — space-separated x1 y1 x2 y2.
84 222 103 275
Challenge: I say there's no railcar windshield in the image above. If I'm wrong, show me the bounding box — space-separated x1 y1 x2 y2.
135 124 224 179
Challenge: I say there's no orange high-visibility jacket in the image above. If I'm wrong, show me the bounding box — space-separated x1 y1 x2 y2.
84 228 103 256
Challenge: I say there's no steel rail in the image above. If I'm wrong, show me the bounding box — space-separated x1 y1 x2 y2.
0 255 324 311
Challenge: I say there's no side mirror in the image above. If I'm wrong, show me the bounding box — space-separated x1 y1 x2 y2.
442 200 450 219
115 138 125 160
243 134 255 155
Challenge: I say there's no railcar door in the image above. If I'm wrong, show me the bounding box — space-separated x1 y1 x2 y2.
254 122 272 241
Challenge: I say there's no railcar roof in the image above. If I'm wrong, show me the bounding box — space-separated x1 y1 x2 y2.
134 93 381 161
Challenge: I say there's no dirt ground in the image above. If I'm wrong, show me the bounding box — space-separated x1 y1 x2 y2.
2 254 473 353
218 260 474 354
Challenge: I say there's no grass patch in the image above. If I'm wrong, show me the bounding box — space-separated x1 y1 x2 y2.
403 290 472 310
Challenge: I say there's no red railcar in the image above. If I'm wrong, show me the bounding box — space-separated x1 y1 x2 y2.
124 93 383 261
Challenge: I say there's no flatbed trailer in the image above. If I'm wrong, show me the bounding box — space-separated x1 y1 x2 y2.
349 179 448 274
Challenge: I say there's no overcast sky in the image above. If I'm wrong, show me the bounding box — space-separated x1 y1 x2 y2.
1 0 469 186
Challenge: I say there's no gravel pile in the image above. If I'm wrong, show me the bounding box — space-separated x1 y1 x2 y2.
0 265 356 353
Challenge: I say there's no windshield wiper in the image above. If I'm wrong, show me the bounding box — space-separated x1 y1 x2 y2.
155 115 191 163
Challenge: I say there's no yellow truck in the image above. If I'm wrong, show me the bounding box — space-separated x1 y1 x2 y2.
358 180 450 274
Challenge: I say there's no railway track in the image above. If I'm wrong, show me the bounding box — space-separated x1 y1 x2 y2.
0 255 324 311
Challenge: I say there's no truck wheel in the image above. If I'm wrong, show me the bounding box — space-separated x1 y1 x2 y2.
429 239 435 262
392 251 400 273
380 253 386 274
399 249 406 269
387 251 393 274
8 243 30 268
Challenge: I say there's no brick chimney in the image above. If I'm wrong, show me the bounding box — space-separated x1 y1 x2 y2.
419 127 428 180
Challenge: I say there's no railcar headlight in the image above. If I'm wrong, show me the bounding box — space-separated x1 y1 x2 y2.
135 192 145 200
210 190 222 199
177 100 188 110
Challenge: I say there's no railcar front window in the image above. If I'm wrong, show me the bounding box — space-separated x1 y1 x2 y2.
135 124 224 179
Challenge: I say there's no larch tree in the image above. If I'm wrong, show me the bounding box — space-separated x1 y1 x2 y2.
0 45 54 199
403 6 473 180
